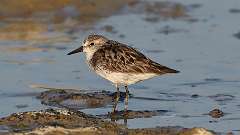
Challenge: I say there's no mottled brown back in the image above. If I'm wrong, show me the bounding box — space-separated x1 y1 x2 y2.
90 40 179 74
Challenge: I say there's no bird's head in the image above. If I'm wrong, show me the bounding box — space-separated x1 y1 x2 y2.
67 34 108 55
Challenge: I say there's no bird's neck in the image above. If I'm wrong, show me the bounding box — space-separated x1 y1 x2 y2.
84 47 99 62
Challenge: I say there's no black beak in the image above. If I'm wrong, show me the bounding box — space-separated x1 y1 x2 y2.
67 46 83 55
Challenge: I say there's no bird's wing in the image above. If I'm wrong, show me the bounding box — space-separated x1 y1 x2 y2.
90 41 179 74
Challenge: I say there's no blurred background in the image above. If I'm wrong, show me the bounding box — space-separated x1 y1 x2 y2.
0 0 240 134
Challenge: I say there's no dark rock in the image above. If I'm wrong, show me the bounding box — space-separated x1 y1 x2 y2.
191 94 199 98
208 108 224 118
0 109 120 133
0 109 215 135
37 89 131 109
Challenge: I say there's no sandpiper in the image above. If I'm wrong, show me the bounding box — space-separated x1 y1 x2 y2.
67 34 179 112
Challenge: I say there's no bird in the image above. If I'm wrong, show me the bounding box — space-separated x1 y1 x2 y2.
67 34 179 113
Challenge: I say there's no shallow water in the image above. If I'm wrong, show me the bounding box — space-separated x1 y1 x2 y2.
1 0 240 134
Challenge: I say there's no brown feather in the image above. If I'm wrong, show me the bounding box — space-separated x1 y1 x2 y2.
90 40 179 74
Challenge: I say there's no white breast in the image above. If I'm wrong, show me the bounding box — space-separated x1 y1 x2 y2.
95 69 157 85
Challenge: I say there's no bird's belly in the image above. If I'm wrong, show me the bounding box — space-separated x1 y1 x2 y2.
95 70 157 85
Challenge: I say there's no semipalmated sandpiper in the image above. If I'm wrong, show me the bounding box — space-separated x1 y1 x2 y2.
67 34 179 112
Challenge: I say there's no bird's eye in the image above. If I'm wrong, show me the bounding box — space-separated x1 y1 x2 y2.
90 43 94 46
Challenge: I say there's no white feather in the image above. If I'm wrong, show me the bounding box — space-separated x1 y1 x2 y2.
95 70 157 85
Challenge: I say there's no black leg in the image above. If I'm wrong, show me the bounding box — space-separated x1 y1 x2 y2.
124 85 129 112
112 85 120 113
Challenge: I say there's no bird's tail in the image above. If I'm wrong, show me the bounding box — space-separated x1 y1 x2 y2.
151 61 180 74
164 67 180 73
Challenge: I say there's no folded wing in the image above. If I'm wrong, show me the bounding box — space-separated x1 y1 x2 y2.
90 40 179 75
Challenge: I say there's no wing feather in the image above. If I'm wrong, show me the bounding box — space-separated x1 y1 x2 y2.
90 40 179 74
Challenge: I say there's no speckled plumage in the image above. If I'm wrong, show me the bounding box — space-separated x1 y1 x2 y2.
67 34 179 112
90 40 178 75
